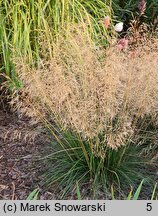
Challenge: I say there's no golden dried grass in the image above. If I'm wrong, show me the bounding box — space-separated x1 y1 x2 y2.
13 27 158 151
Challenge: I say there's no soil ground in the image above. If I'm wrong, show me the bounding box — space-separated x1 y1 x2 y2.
0 106 157 200
0 107 55 200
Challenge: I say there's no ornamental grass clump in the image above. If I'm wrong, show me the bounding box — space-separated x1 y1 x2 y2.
13 27 158 154
12 27 158 197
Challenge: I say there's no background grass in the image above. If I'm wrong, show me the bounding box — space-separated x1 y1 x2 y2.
113 0 158 30
0 0 113 86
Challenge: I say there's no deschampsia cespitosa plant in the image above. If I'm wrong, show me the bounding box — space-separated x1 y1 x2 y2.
13 26 158 158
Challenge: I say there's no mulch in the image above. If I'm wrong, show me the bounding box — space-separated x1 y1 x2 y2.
0 107 157 200
0 108 55 200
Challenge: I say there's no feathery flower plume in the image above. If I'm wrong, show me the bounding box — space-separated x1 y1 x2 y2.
117 38 128 51
138 0 146 15
103 16 110 29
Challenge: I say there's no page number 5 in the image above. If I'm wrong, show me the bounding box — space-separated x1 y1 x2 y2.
146 203 152 211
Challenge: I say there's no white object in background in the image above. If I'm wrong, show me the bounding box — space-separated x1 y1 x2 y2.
114 22 123 32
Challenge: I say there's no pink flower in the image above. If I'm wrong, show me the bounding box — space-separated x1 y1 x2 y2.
117 38 129 51
103 16 110 29
138 0 146 15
